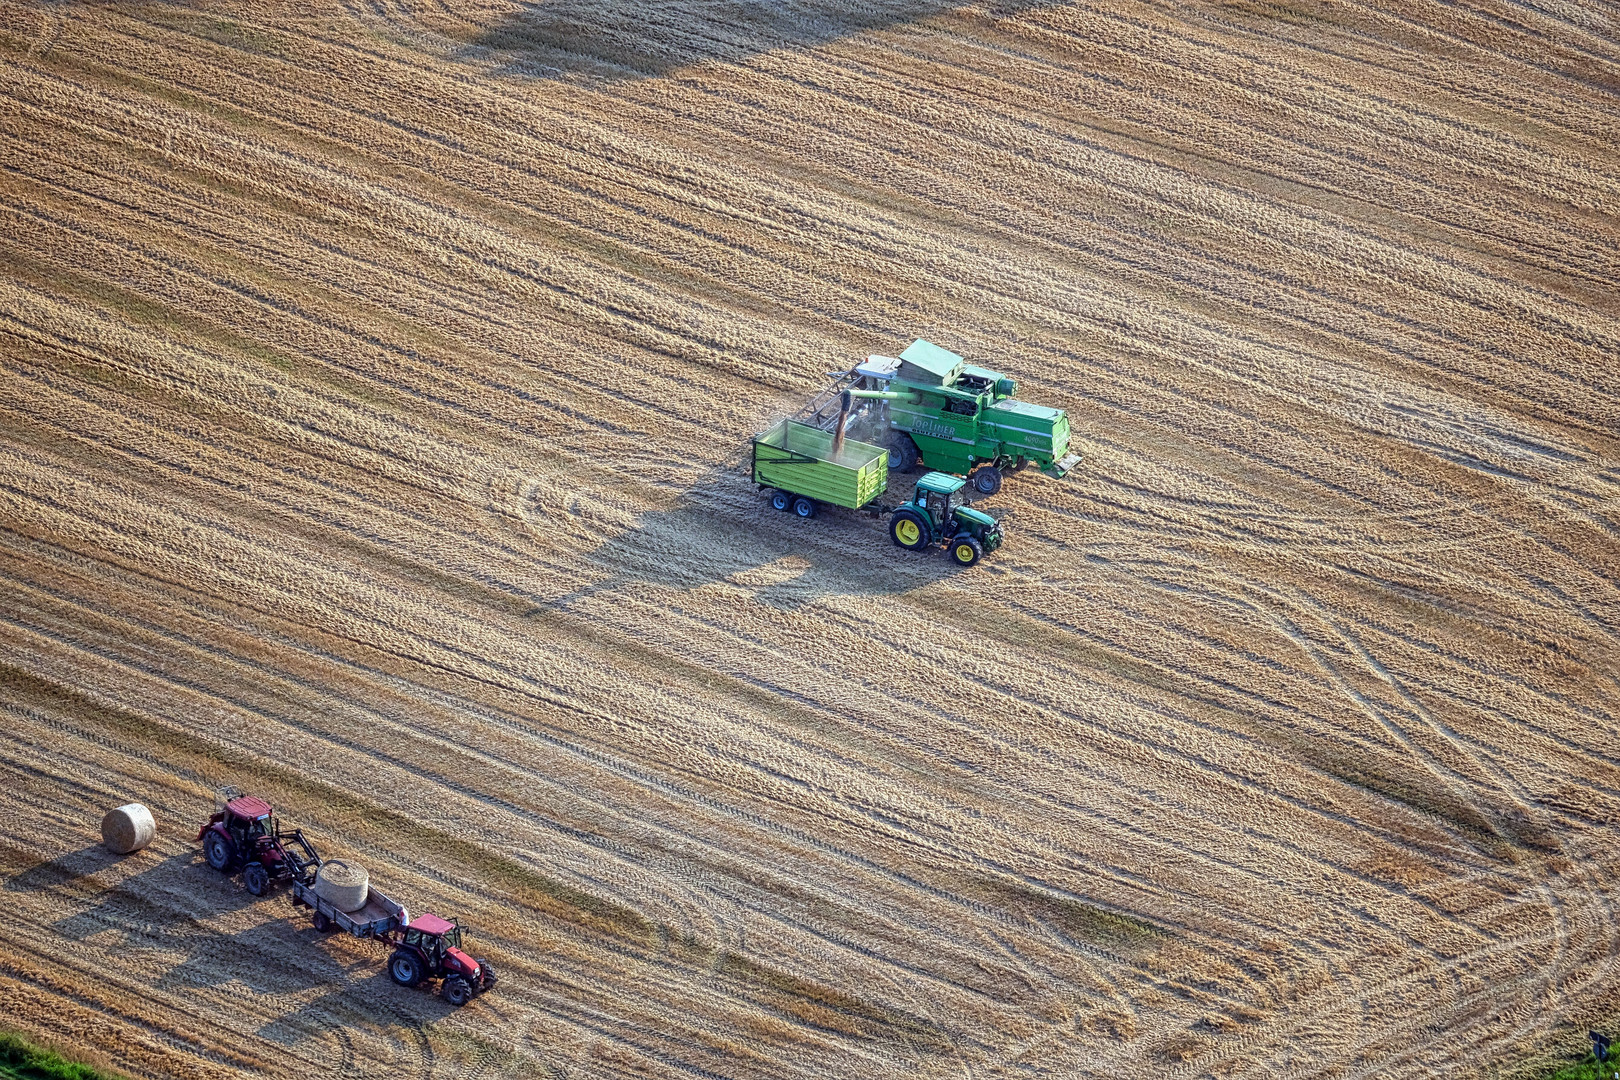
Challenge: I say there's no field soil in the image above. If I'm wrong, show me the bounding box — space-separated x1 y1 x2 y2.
1 0 1618 1077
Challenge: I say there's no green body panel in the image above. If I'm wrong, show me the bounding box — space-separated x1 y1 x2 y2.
753 420 888 509
882 340 1072 476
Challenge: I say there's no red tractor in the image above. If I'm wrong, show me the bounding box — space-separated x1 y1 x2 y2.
196 794 321 896
386 912 497 1006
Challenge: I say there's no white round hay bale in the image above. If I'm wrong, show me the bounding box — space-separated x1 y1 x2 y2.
101 803 155 854
313 859 369 912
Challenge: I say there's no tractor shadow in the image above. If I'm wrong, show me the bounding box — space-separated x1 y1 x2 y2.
545 456 990 610
458 0 1051 82
256 969 455 1047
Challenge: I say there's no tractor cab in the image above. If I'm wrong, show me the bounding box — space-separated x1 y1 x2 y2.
222 797 273 853
403 913 462 957
913 472 966 531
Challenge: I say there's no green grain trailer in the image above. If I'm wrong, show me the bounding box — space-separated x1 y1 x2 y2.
752 419 887 519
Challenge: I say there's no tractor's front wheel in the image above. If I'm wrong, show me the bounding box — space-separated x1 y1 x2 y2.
442 977 474 1007
950 535 984 567
476 958 497 990
389 950 424 987
203 831 233 872
889 511 930 550
888 434 920 473
243 863 269 896
972 466 1003 495
769 489 790 512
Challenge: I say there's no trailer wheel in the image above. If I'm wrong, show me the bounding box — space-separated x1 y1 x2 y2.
972 467 1003 495
389 950 424 987
888 434 920 472
889 510 930 550
312 911 331 932
442 977 474 1007
203 831 233 872
243 863 269 896
769 490 790 512
950 535 984 567
792 496 817 519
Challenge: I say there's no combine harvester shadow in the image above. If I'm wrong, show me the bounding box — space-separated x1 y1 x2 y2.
462 0 1052 82
551 458 962 613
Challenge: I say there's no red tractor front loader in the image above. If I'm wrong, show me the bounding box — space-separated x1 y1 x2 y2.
196 794 321 896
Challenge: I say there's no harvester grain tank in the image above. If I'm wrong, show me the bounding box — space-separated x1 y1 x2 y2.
802 339 1081 494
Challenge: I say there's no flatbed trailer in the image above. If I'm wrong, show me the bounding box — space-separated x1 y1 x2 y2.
290 878 409 938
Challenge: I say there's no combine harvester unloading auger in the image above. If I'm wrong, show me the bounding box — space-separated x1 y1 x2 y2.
197 792 498 1007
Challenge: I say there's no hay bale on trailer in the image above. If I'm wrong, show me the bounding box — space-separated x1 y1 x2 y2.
101 803 155 854
313 859 369 912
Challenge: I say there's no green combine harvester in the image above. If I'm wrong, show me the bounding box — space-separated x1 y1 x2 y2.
752 418 1004 566
796 338 1081 495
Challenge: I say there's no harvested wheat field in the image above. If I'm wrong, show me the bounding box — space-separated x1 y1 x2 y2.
1 0 1618 1077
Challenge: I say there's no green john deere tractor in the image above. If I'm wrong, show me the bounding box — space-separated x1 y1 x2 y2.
888 472 1004 567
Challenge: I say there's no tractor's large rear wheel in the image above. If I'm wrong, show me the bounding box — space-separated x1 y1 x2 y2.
389 950 424 987
889 510 930 550
203 831 233 872
442 977 474 1007
888 434 920 472
243 863 269 896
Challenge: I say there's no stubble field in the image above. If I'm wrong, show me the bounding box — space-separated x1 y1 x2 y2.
1 0 1618 1077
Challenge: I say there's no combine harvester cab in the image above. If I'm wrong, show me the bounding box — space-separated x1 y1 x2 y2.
814 339 1081 494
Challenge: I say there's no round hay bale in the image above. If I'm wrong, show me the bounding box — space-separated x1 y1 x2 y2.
101 803 155 854
313 859 369 912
